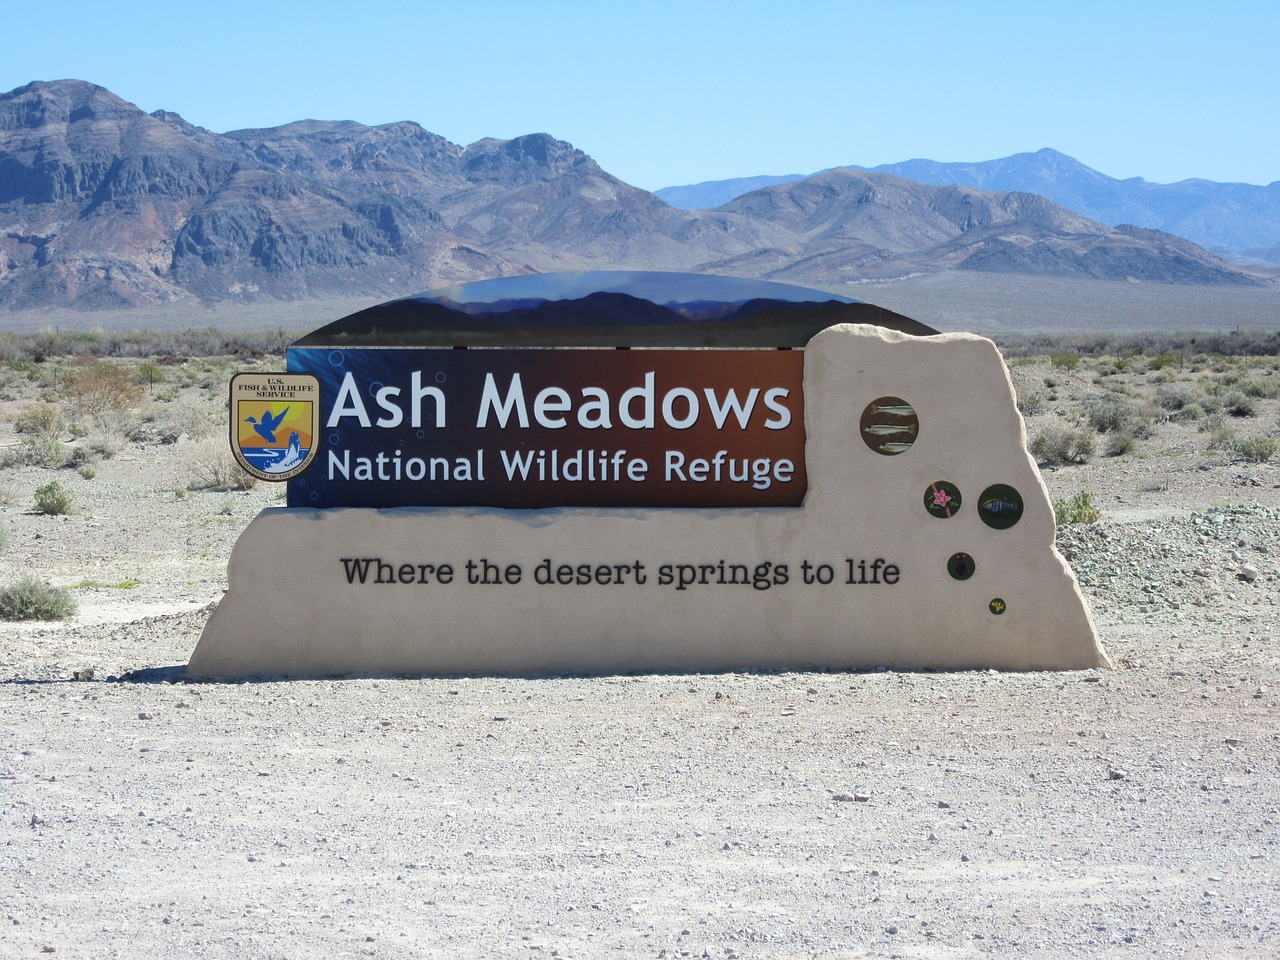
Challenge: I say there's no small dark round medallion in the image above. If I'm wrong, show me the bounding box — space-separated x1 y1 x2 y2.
947 552 975 581
860 397 918 456
978 484 1024 529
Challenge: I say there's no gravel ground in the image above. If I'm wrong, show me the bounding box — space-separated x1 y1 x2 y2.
2 353 1279 959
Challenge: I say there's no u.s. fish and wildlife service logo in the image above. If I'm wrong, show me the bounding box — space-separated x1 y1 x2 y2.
230 373 321 482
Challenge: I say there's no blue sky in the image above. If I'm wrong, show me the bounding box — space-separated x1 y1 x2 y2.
6 0 1277 190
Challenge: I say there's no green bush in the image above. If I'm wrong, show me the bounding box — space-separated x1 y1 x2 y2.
1053 491 1103 526
1030 424 1096 464
1234 436 1279 463
1050 350 1081 372
34 480 74 515
135 361 165 386
1240 379 1280 399
0 575 77 621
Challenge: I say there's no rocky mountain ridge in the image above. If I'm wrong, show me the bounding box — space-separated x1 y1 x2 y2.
0 80 1264 311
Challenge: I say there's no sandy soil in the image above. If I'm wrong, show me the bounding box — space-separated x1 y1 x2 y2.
2 351 1279 958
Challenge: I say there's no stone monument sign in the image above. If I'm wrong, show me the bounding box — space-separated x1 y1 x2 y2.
188 271 1108 678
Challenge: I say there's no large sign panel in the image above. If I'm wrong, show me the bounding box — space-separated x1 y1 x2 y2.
286 348 806 508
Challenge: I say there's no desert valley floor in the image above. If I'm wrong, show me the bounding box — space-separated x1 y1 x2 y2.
2 343 1279 958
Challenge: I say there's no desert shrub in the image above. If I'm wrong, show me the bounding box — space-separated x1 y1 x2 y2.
1043 375 1059 389
86 435 121 460
1053 491 1103 526
126 402 214 445
1217 390 1256 417
62 361 144 415
1083 395 1158 438
1240 379 1280 399
135 361 165 386
1155 383 1201 412
1017 391 1047 416
0 575 77 621
191 443 257 491
1176 402 1207 422
1105 431 1136 457
14 402 62 435
76 463 97 480
66 446 96 468
1050 350 1080 372
1204 425 1237 450
1148 351 1183 371
0 523 9 552
1084 396 1133 433
1234 436 1279 462
1030 424 1096 464
2 434 65 469
34 480 74 515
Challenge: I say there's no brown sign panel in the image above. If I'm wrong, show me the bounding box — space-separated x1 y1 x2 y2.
287 348 806 509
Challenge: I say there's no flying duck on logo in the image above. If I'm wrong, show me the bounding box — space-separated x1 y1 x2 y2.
229 374 321 482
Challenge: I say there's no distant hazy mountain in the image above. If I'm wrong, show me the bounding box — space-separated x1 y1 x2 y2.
655 174 809 211
658 148 1280 259
0 81 1263 310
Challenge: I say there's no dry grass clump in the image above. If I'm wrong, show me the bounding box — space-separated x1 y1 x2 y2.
14 402 62 435
190 441 258 491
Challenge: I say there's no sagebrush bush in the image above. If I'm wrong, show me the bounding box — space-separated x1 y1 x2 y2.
1030 424 1096 464
34 480 74 515
0 575 77 621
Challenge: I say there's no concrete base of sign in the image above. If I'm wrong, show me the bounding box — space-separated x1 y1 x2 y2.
188 325 1109 678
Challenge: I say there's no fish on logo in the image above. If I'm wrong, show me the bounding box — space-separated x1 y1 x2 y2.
878 441 915 454
870 403 915 417
863 423 918 436
981 498 1020 514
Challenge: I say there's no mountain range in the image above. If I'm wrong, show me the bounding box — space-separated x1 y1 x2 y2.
0 80 1268 311
656 149 1280 261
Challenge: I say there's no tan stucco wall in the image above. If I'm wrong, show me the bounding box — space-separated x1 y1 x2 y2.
188 325 1108 678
